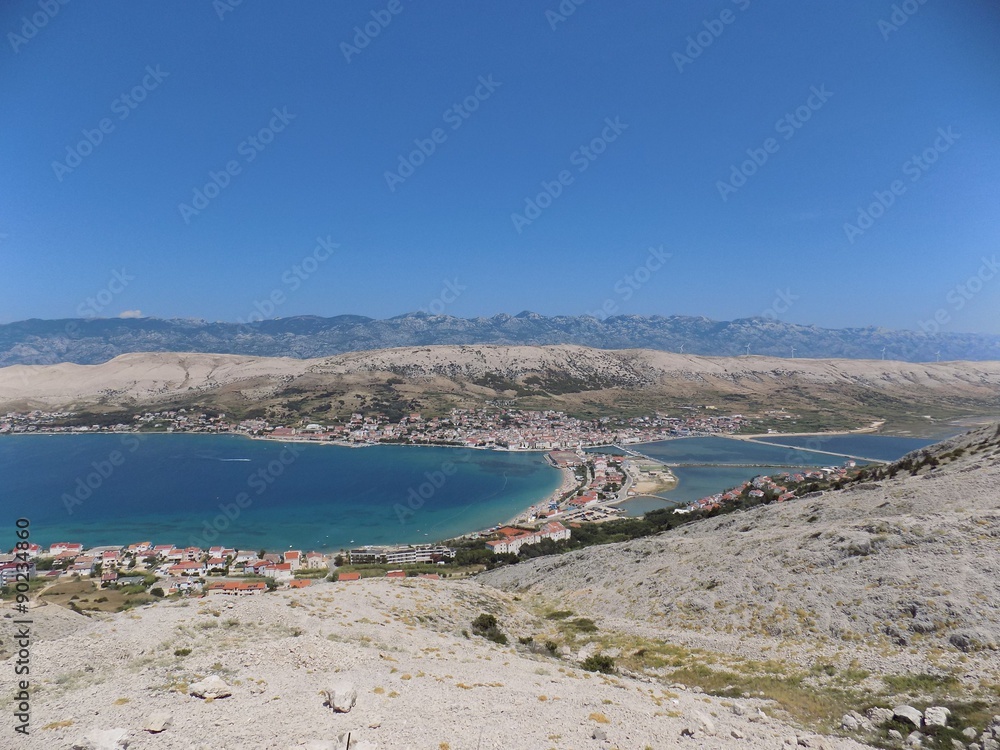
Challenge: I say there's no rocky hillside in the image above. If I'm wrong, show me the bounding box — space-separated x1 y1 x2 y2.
4 578 876 750
480 424 1000 746
1 347 999 428
3 312 999 366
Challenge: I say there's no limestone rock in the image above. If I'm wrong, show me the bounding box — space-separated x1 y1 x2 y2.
189 676 232 700
591 727 607 740
71 728 130 750
842 713 860 731
888 730 904 741
143 712 173 733
906 730 924 747
323 683 357 713
868 707 895 726
894 705 923 728
984 738 1000 750
924 707 951 728
965 728 980 740
692 711 716 736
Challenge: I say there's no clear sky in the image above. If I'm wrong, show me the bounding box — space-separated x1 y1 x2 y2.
2 0 999 333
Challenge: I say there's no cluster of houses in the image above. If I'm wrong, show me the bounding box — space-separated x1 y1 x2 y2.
2 408 753 450
679 464 855 514
4 540 331 597
347 544 455 566
485 521 571 555
563 455 625 509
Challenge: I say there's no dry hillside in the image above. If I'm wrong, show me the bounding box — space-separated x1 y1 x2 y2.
1 346 999 428
480 424 1000 742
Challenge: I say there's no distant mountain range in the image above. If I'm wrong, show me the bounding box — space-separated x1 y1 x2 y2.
1 312 998 366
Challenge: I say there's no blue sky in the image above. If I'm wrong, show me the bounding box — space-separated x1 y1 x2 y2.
2 0 999 333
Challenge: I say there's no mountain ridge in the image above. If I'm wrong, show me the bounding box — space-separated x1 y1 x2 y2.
2 313 998 366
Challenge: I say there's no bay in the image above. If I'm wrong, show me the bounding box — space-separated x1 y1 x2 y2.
0 435 561 552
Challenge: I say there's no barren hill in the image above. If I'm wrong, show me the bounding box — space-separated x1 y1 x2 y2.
1 345 999 428
480 424 1000 739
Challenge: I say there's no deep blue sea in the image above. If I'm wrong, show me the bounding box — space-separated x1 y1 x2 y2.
0 435 561 552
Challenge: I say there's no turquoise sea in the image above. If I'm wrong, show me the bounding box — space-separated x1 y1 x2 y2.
0 435 561 552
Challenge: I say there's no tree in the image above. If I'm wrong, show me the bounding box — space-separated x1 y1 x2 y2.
150 587 164 598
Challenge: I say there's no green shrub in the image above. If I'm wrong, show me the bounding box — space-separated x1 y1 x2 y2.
581 653 616 674
471 612 508 645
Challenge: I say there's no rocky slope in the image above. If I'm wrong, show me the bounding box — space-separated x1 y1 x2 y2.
3 312 999 366
1 346 999 425
480 424 1000 743
4 578 875 750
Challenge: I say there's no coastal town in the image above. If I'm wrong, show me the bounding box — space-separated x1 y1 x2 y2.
1 406 751 449
0 540 465 604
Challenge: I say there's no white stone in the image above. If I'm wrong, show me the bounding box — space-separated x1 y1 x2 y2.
924 706 950 727
324 683 357 713
693 711 716 736
143 712 172 733
189 675 232 699
71 728 130 750
893 705 923 728
868 707 895 726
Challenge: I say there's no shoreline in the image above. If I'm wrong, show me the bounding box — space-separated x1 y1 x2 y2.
5 429 933 553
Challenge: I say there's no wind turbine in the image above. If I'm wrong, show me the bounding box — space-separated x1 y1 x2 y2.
881 347 886 360
744 343 751 356
791 346 796 358
935 350 941 362
679 343 685 354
